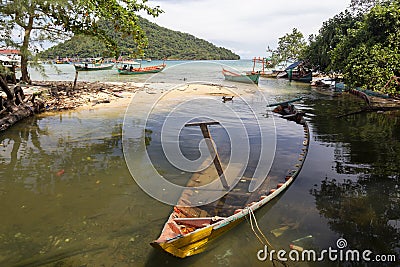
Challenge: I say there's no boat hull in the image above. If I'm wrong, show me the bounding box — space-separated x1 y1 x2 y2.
222 69 260 84
151 216 244 258
294 72 312 83
117 65 165 75
74 64 114 71
286 70 312 83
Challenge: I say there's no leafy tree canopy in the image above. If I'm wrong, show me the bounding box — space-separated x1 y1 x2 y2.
270 28 307 65
330 0 400 94
350 0 386 13
303 10 360 72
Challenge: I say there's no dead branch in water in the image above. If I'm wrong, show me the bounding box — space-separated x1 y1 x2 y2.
336 105 400 118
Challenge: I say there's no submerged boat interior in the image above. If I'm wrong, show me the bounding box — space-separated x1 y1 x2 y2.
151 99 310 258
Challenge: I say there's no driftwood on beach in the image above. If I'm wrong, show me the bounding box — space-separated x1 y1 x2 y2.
0 79 140 132
0 75 45 131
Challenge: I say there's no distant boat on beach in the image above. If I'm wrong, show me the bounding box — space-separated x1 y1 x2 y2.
284 61 313 83
73 57 114 71
117 62 166 75
54 58 71 64
222 68 260 84
74 63 114 71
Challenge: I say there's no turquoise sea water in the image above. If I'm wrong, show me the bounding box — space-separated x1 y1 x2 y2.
1 60 399 266
26 60 259 83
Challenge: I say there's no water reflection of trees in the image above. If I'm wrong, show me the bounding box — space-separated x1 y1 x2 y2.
0 115 130 265
0 115 125 192
306 95 400 257
311 177 400 257
307 96 400 175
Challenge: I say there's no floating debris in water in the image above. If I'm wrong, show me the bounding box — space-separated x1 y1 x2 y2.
270 226 289 237
289 244 304 252
291 235 313 243
215 249 233 266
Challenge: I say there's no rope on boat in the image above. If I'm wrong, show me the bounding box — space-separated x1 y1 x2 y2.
247 208 272 248
246 208 289 267
244 108 310 266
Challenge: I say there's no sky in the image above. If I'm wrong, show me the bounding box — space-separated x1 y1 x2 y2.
143 0 352 59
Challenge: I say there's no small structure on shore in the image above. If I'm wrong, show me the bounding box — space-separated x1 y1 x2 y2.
251 57 273 75
0 55 19 84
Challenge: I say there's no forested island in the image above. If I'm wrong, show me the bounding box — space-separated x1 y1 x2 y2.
39 17 240 60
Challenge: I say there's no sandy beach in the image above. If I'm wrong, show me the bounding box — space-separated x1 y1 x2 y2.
21 81 253 113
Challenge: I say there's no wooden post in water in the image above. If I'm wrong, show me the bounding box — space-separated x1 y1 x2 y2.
185 121 229 190
73 71 78 91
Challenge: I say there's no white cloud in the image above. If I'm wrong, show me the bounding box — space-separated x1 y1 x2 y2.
144 0 352 58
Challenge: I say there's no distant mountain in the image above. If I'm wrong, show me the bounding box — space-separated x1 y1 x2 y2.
40 17 240 60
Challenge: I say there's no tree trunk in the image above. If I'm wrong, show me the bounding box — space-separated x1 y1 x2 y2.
0 103 34 131
0 75 14 100
20 15 34 84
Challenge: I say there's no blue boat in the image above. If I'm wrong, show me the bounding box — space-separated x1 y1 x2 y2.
285 61 313 83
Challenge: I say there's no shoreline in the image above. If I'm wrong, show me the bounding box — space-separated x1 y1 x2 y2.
0 81 143 131
2 79 400 132
27 80 141 111
0 80 245 132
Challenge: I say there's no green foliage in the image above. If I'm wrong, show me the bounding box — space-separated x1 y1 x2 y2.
39 17 240 60
350 0 385 14
270 28 306 65
303 10 360 72
330 1 400 94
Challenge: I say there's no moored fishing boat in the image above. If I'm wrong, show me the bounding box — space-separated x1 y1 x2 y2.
294 71 313 83
151 103 310 258
73 63 114 71
285 61 313 83
117 63 166 75
222 68 260 84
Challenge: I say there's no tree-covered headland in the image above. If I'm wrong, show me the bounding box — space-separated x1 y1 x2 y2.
39 17 240 61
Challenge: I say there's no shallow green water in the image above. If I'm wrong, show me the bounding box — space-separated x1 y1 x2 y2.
1 66 400 266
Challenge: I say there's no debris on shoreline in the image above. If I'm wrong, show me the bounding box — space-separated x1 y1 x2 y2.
0 81 142 132
29 81 141 110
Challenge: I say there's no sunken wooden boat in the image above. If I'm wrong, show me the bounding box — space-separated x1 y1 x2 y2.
222 68 260 84
151 106 310 258
73 63 114 71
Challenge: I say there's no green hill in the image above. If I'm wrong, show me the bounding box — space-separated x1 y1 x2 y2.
40 17 240 60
